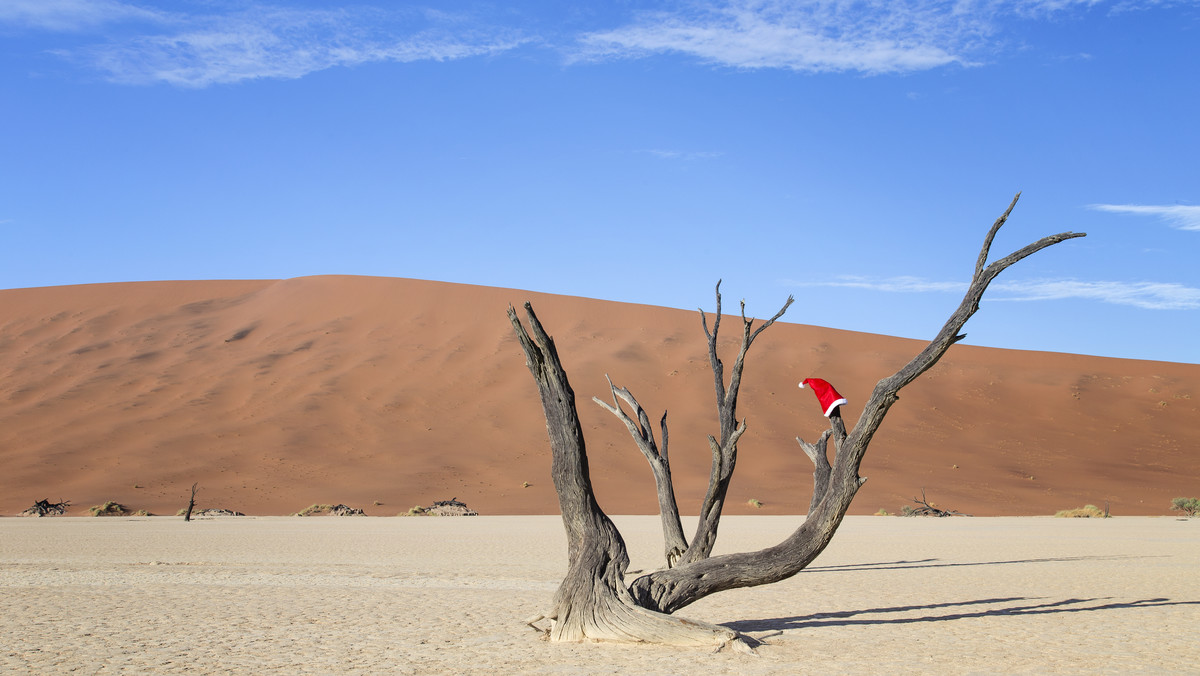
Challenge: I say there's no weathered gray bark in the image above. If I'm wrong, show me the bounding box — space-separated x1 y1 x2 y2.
796 414 844 513
593 379 689 567
595 286 792 569
595 287 792 569
679 287 793 565
513 193 1083 642
508 304 753 650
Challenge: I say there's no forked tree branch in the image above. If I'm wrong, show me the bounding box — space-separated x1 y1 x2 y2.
679 285 793 566
629 193 1085 614
593 379 688 567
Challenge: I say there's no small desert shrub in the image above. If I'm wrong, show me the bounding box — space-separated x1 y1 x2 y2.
89 501 130 517
403 506 428 516
747 498 763 509
1170 497 1200 517
1054 504 1108 518
295 504 334 516
875 508 891 516
133 509 153 516
295 503 364 516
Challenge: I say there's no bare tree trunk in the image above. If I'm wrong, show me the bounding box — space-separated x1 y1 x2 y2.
183 482 198 522
508 304 753 650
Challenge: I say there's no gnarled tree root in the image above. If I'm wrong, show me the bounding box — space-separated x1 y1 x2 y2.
531 584 757 653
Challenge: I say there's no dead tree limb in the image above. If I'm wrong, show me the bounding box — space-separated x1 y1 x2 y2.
596 285 792 569
679 285 793 566
508 303 754 650
593 377 688 567
626 192 1084 614
512 193 1083 640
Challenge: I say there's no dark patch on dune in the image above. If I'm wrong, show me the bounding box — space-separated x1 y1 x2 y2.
225 326 256 343
72 342 111 355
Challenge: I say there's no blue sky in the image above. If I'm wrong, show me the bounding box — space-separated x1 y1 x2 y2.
1 1 1197 363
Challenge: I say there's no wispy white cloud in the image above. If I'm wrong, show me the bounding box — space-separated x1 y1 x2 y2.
0 0 164 31
90 10 524 87
790 275 968 293
575 2 970 74
6 1 1188 85
991 279 1200 309
9 3 526 87
1109 0 1199 13
789 275 1200 309
1088 203 1200 231
572 0 1112 74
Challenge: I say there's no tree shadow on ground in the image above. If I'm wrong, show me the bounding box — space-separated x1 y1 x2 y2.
802 554 1163 573
726 596 1199 634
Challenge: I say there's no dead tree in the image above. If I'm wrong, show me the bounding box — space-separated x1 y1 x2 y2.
903 488 970 517
509 193 1083 646
183 482 198 522
22 499 70 517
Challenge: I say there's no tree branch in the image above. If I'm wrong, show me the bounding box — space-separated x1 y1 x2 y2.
630 194 1085 614
593 378 688 567
680 288 792 566
510 302 751 649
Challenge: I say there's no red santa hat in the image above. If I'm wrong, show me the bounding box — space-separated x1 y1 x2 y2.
799 377 847 417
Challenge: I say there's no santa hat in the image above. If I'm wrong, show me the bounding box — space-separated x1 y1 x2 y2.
799 377 847 417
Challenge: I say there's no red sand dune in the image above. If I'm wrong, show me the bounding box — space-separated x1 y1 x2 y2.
1 276 1196 517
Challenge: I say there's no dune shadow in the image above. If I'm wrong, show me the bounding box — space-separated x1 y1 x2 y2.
726 596 1197 634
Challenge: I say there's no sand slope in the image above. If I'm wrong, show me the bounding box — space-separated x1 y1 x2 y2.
1 276 1197 517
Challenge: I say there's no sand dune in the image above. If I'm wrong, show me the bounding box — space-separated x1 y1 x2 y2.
1 276 1196 517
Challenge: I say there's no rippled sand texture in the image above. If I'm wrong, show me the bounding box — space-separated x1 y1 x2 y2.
2 515 1197 674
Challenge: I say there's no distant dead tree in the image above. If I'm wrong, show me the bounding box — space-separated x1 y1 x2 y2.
509 194 1083 651
183 482 199 522
903 488 970 517
22 499 70 517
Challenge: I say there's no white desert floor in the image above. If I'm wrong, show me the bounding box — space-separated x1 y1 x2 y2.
2 515 1197 675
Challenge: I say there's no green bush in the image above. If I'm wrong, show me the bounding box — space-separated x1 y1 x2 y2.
1170 497 1200 517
